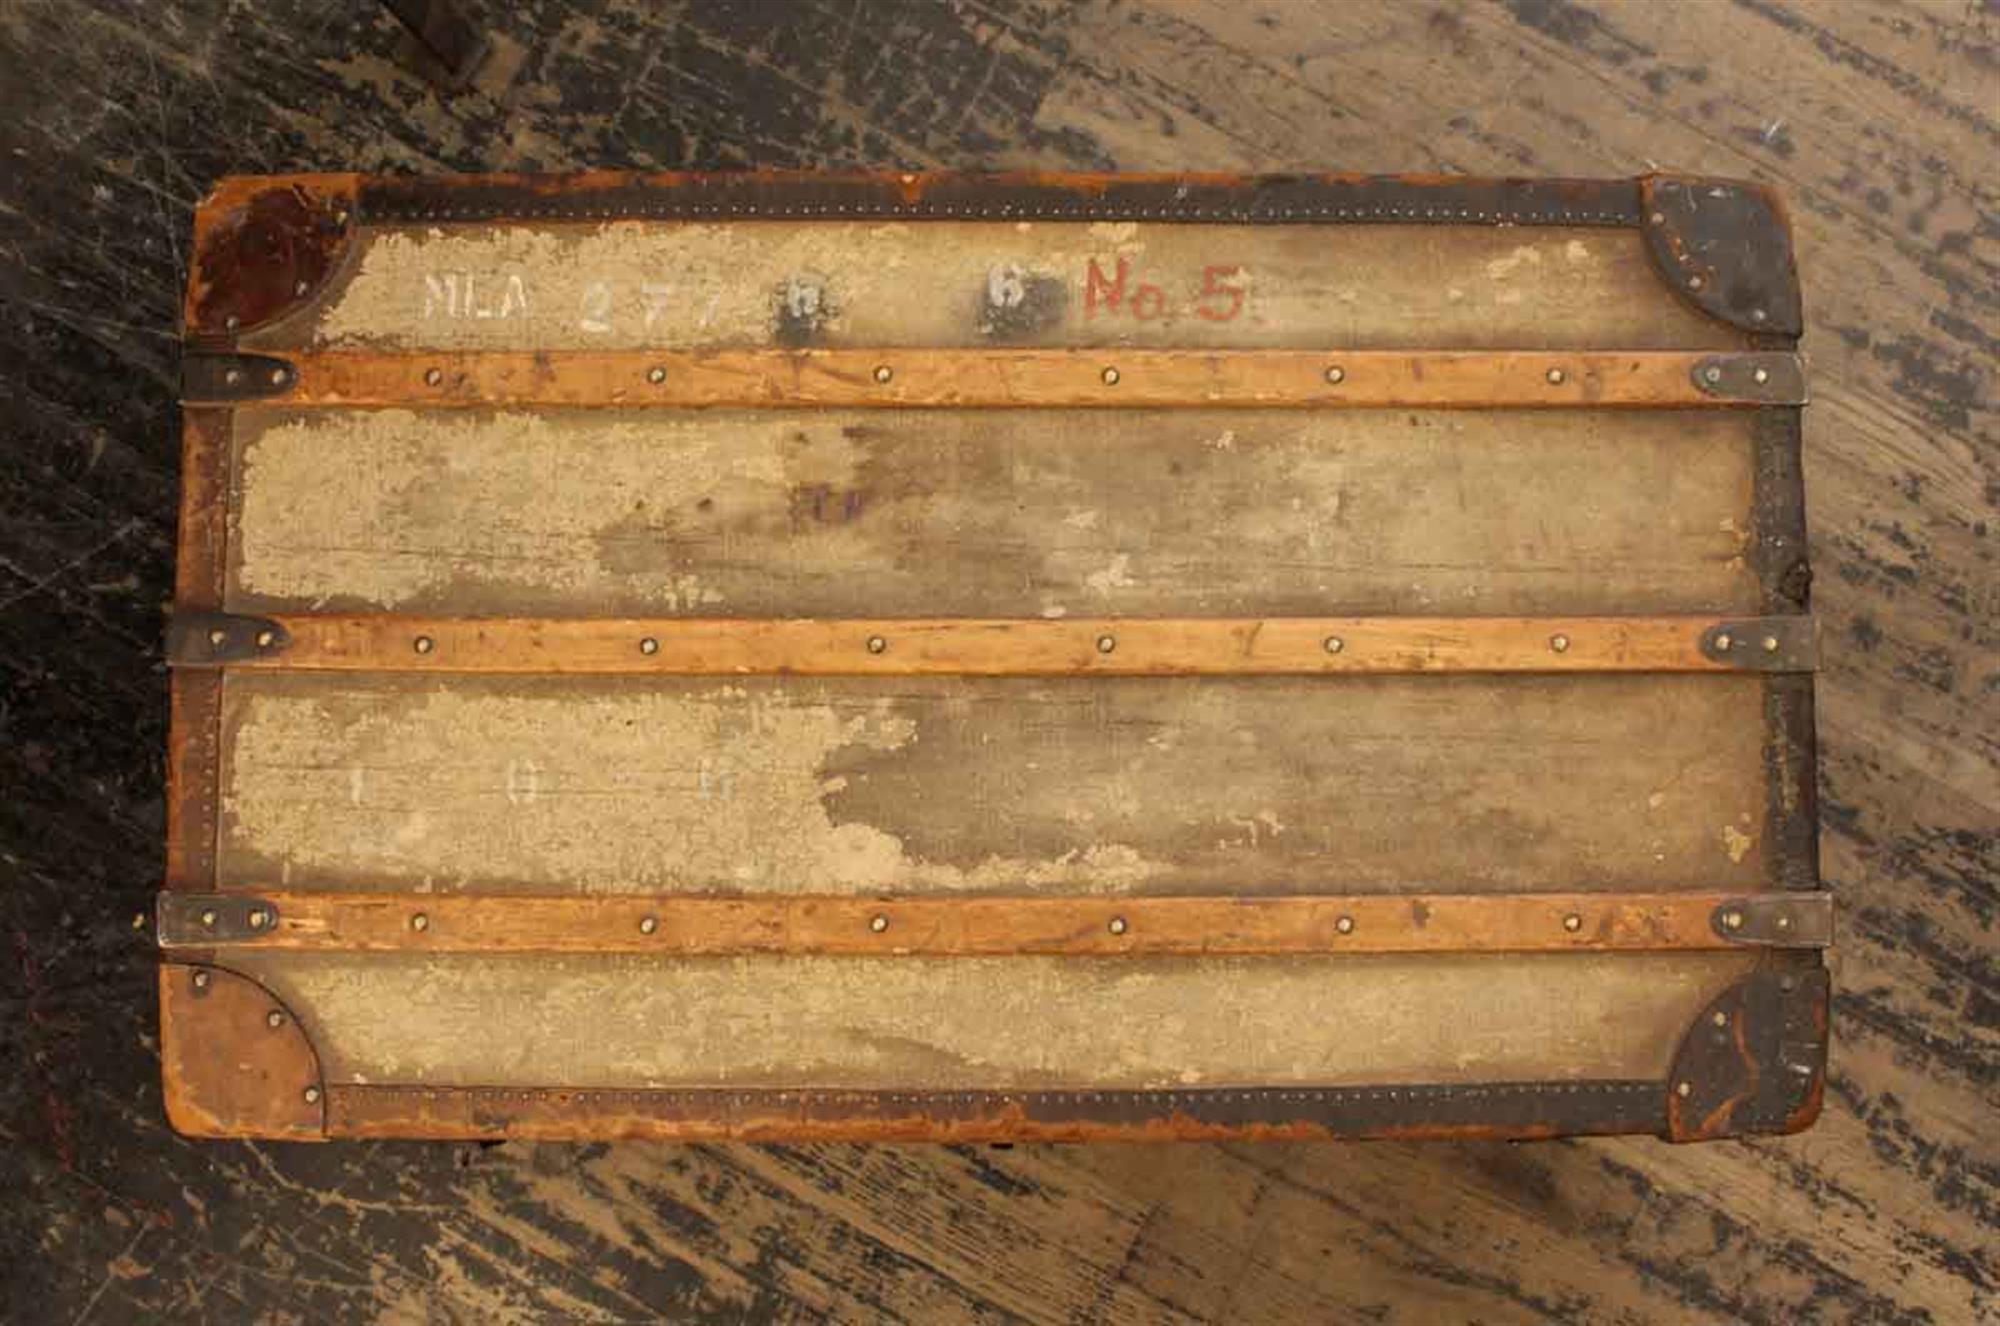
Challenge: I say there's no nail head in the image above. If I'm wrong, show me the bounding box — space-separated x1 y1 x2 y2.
1546 367 1566 385
647 365 667 384
1101 367 1120 386
1324 365 1345 385
866 635 887 654
1108 916 1128 935
1563 913 1582 932
869 913 889 933
639 916 658 935
1335 915 1354 935
425 367 443 387
1550 633 1571 653
267 1010 285 1028
640 637 659 655
873 364 893 384
410 912 430 932
1096 634 1116 654
1323 635 1344 654
413 635 435 655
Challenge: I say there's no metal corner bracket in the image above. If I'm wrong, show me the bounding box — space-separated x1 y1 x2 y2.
166 611 291 667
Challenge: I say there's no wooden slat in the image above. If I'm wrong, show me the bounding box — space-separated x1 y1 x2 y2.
212 348 1803 408
157 890 1832 956
175 613 1814 674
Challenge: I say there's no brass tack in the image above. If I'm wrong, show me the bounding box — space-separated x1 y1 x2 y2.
1775 914 1792 930
1752 308 1768 323
294 279 310 297
1550 633 1571 653
413 635 435 655
410 912 430 932
200 908 218 928
267 1010 285 1029
224 368 242 385
1753 367 1770 384
1648 210 1666 225
1323 635 1344 654
1563 913 1583 932
1779 975 1797 993
1687 275 1704 291
247 908 270 929
639 637 659 655
869 913 889 933
225 315 241 332
1722 909 1744 931
1715 632 1734 651
1335 915 1355 935
1703 365 1723 384
191 970 211 990
208 628 227 647
1324 365 1345 385
269 367 287 386
639 916 658 935
1096 634 1116 654
304 1086 322 1105
1545 367 1566 385
647 365 667 384
1762 635 1780 652
873 364 893 384
1675 1080 1693 1098
255 630 275 648
866 635 887 654
1712 1011 1729 1027
424 367 443 387
1101 366 1120 386
1108 916 1128 936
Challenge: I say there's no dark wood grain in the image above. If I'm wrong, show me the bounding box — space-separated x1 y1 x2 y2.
0 1 1990 1322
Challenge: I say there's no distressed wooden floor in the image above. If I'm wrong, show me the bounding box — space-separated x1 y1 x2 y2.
0 1 1992 1322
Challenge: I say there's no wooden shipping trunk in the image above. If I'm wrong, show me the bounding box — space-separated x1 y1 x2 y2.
161 171 1826 1143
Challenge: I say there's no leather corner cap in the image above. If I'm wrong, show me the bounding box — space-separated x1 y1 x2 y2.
160 963 327 1140
1641 174 1803 338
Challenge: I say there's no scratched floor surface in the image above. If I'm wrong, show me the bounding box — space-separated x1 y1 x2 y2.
0 1 1992 1323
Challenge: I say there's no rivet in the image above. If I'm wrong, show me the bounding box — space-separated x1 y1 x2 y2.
424 367 444 387
1775 913 1792 930
267 1010 285 1029
873 364 893 384
1323 635 1344 654
639 916 658 935
1335 915 1355 935
1675 1080 1693 1098
1713 1011 1729 1028
639 636 659 655
207 628 227 647
1753 367 1770 384
1715 632 1734 651
1779 975 1797 993
1324 365 1345 385
225 315 240 332
1648 211 1665 225
271 366 288 386
1101 366 1120 386
1096 634 1116 654
200 908 218 928
647 365 667 384
410 912 430 932
869 913 889 933
1752 308 1768 323
191 970 211 990
1108 916 1128 935
304 1086 322 1105
1762 635 1780 653
1563 913 1583 932
247 908 269 929
1687 275 1704 291
413 635 435 655
224 368 242 385
1722 909 1744 931
294 280 309 297
255 629 274 648
1545 367 1566 385
866 635 887 654
1550 633 1571 653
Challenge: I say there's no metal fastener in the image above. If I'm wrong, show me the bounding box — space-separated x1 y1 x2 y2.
1563 913 1583 932
1550 633 1571 653
1546 367 1566 385
1722 909 1744 931
1323 635 1343 654
1762 635 1780 653
269 367 287 386
208 628 227 647
1703 365 1723 385
873 364 893 384
1714 632 1734 651
1101 366 1120 386
267 1010 285 1029
413 635 435 655
647 366 667 384
639 916 658 935
1108 916 1128 936
255 630 275 648
1775 913 1792 930
1687 275 1704 291
247 908 270 930
1648 211 1665 225
1712 1011 1729 1028
866 635 887 654
1324 366 1345 385
1335 915 1355 935
224 368 243 386
1752 308 1768 324
869 913 889 933
410 912 430 932
1753 367 1770 385
200 908 218 928
191 970 211 990
225 315 241 332
1675 1080 1693 1098
425 367 444 387
640 637 659 655
294 279 310 297
1096 634 1116 654
304 1086 322 1105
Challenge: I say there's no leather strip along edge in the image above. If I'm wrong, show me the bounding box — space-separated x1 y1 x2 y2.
163 613 1818 675
179 349 1808 409
156 890 1834 957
